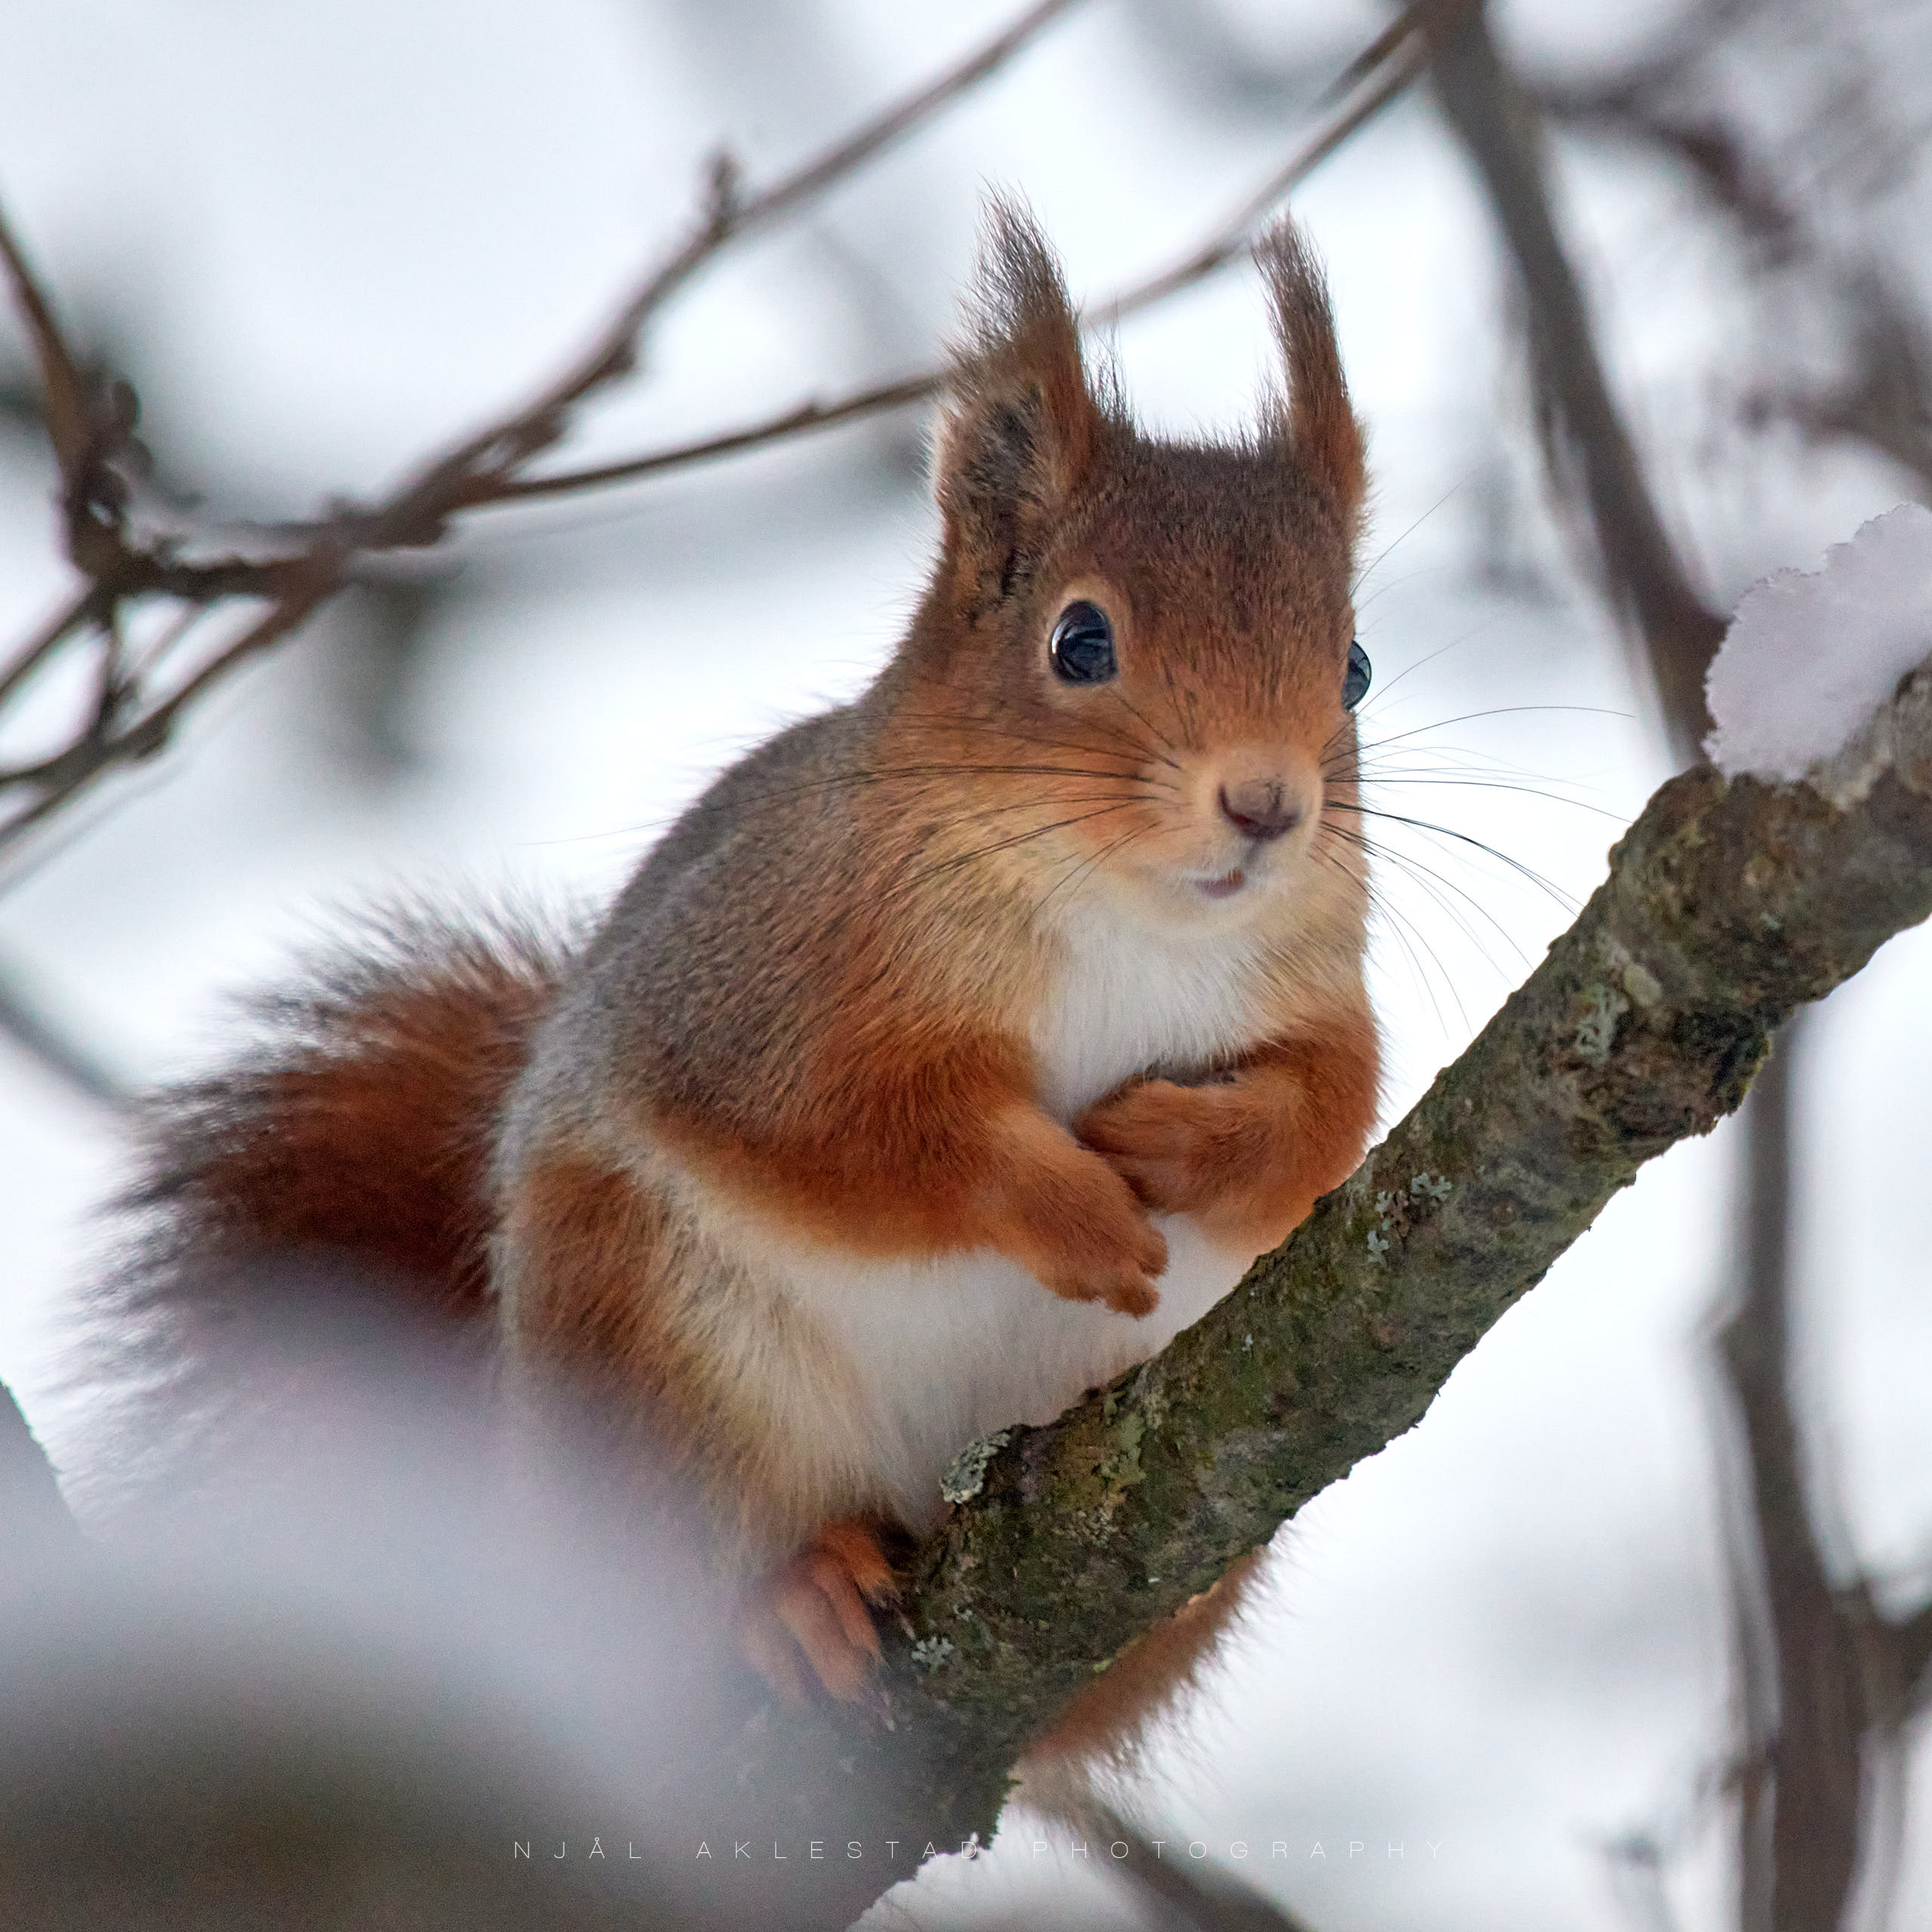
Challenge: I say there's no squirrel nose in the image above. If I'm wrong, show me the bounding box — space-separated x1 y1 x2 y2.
1217 779 1303 843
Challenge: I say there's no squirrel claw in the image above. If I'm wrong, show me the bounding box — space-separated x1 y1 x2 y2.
740 1519 898 1705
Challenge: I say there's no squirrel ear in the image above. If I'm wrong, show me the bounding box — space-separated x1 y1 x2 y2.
934 199 1100 580
1256 219 1367 531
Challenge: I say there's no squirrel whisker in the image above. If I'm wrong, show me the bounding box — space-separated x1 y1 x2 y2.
1344 771 1624 820
1349 703 1629 759
1310 840 1467 1034
889 801 1149 896
891 709 1182 776
1101 684 1189 761
695 761 1180 815
1324 801 1575 912
1027 822 1161 921
1320 818 1529 977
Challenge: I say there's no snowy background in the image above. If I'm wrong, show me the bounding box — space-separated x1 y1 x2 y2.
2 2 1931 1927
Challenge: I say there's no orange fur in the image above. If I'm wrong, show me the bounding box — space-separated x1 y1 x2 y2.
500 1155 693 1415
1076 1012 1380 1255
647 1058 1168 1318
1029 1555 1261 1776
127 911 563 1318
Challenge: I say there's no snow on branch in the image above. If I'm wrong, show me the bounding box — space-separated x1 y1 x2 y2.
1706 503 1932 800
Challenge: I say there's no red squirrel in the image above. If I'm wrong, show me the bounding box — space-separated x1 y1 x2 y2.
123 203 1380 1755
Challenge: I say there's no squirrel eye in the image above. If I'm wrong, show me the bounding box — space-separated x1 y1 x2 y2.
1342 638 1371 711
1048 601 1117 685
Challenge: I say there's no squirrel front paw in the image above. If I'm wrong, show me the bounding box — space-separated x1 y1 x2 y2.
1026 1177 1168 1318
1078 1045 1376 1257
1077 1078 1250 1226
983 1111 1168 1317
738 1518 900 1704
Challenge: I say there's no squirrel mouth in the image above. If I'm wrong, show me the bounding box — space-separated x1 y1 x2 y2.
1194 869 1246 900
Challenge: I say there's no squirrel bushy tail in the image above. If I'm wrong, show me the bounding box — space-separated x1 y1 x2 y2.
124 908 568 1319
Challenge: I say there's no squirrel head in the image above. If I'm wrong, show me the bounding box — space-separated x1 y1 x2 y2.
894 201 1371 934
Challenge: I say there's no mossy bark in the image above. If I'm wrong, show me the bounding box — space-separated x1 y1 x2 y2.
691 669 1932 1931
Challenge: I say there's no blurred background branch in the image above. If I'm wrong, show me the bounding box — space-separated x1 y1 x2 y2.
1428 4 1932 1925
1423 0 1725 767
0 2 1433 884
0 0 1099 870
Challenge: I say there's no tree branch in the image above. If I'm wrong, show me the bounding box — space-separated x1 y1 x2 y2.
1094 1800 1321 1931
349 0 1088 544
694 655 1932 1930
1492 13 1932 1914
0 1 1083 589
0 574 338 863
1900 1599 1932 1715
1719 1016 1869 1930
0 212 96 488
1423 0 1726 765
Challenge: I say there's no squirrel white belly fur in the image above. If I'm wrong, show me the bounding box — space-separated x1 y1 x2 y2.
119 202 1381 1755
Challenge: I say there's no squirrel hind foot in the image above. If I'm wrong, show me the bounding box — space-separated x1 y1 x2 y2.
739 1518 900 1705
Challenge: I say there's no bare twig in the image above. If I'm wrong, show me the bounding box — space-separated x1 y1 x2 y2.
488 374 942 506
1901 1600 1932 1714
0 2 1423 871
0 577 336 856
1089 26 1425 328
1774 271 1932 504
496 20 1425 507
0 214 95 486
1604 1829 1690 1932
357 0 1088 542
2 2 1085 587
1527 11 1932 509
1534 77 1802 262
1089 1803 1321 1931
0 0 1094 864
0 581 103 713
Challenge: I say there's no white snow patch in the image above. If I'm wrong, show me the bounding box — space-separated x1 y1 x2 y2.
1704 504 1932 789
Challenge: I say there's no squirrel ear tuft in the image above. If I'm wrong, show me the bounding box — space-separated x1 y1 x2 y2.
934 198 1100 572
1256 218 1366 529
